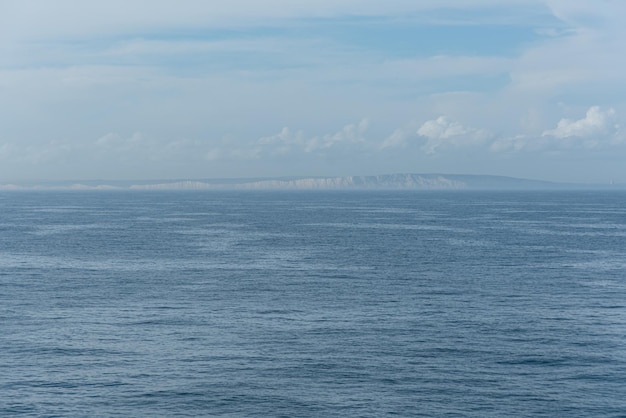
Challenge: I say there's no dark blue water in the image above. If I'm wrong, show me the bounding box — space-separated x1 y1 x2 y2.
1 191 625 417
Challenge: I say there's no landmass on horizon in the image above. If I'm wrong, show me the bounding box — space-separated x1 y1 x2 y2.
0 174 621 191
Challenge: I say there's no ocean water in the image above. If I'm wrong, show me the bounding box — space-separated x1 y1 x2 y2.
1 190 625 417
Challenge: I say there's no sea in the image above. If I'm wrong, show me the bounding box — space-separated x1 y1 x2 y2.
1 190 625 417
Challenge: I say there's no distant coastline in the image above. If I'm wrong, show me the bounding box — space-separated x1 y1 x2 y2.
0 173 622 191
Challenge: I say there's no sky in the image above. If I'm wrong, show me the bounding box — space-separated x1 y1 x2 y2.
1 0 625 183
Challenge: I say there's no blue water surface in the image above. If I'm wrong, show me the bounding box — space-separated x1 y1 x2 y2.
1 191 625 417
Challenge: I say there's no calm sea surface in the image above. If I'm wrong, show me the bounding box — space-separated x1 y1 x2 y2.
1 190 625 417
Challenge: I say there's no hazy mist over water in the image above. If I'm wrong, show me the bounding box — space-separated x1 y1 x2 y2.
1 190 626 416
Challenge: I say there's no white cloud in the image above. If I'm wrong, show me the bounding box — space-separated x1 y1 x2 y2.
418 116 469 139
258 119 369 154
542 106 615 139
258 127 306 154
308 119 369 152
417 116 491 154
380 128 408 149
491 106 623 152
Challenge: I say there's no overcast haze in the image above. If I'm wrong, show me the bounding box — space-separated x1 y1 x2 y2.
1 0 625 183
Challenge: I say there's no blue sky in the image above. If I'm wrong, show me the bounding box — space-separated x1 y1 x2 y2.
1 0 625 183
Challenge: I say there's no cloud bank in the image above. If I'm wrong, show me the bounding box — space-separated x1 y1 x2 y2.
1 1 626 182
